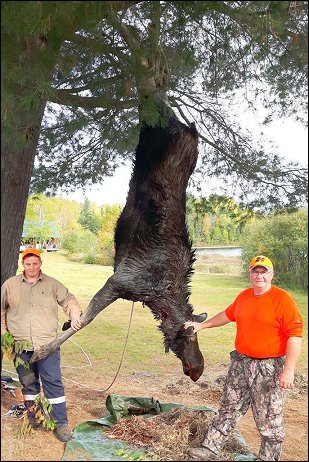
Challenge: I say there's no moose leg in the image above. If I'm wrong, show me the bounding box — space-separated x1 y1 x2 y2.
30 276 119 363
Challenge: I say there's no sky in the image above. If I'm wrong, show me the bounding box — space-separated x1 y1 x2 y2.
64 118 308 206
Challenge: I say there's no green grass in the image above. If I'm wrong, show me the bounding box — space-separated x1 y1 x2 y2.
6 251 306 378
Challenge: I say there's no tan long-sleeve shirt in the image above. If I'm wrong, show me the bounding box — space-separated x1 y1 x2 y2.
1 272 82 350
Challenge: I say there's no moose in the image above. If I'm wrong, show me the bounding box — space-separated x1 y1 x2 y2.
31 110 207 382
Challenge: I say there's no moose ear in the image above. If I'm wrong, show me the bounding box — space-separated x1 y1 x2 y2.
193 312 208 323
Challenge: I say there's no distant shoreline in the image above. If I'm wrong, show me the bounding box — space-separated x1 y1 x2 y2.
194 246 242 258
194 245 241 249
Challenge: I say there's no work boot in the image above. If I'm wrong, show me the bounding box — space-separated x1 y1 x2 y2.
188 446 218 460
54 424 72 442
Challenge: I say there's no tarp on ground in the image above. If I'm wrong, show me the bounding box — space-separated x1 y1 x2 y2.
62 394 257 461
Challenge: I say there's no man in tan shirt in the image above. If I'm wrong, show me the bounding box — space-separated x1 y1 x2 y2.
1 248 82 442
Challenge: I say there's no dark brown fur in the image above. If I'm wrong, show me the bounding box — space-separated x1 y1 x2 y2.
31 115 206 382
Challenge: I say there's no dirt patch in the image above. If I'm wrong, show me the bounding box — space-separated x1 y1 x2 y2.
1 366 307 461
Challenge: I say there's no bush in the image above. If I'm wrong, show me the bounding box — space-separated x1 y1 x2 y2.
62 227 99 263
241 209 308 290
95 247 114 266
96 232 115 266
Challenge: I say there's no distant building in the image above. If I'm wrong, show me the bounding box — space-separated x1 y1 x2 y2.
20 220 61 252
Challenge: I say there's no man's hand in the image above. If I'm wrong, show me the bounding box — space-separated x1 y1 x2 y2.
183 321 203 333
71 316 82 332
279 368 295 389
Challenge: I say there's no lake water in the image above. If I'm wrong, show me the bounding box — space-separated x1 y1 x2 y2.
194 246 242 257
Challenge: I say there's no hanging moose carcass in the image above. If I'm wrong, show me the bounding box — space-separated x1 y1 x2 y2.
30 109 207 382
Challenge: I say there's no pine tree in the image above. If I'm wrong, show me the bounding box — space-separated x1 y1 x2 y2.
1 1 308 283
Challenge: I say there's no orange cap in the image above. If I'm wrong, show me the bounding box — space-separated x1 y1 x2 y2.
249 255 273 271
21 248 41 260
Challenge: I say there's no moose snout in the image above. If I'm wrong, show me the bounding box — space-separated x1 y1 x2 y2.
183 359 204 382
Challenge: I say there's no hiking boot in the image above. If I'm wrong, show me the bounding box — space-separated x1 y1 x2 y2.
54 424 72 442
188 446 218 460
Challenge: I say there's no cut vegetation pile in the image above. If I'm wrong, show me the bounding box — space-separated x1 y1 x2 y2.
105 407 252 461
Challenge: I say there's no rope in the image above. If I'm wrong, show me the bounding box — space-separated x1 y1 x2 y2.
62 300 135 392
62 338 92 369
2 301 135 393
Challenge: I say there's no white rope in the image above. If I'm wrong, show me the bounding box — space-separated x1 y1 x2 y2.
62 338 92 369
2 301 135 393
1 339 92 378
62 301 135 392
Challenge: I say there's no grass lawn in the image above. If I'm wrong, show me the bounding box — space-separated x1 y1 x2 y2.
7 251 307 376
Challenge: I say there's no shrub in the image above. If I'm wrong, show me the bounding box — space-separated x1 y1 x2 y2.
62 227 99 263
241 209 308 290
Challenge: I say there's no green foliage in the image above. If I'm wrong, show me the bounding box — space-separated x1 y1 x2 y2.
2 1 303 210
24 195 123 265
21 395 56 434
78 198 102 234
1 2 308 288
96 204 123 265
36 395 56 431
1 332 30 368
114 448 159 461
186 194 254 245
25 194 81 237
63 202 123 265
62 226 99 263
241 209 308 289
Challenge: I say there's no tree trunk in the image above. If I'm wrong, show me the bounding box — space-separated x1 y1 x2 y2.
1 27 61 286
1 103 46 285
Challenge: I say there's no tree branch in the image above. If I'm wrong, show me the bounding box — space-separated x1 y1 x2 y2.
50 89 138 110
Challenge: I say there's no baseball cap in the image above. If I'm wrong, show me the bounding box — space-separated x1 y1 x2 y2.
21 248 41 260
249 255 273 271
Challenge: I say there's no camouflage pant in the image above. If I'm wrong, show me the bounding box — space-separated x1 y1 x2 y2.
203 350 285 461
